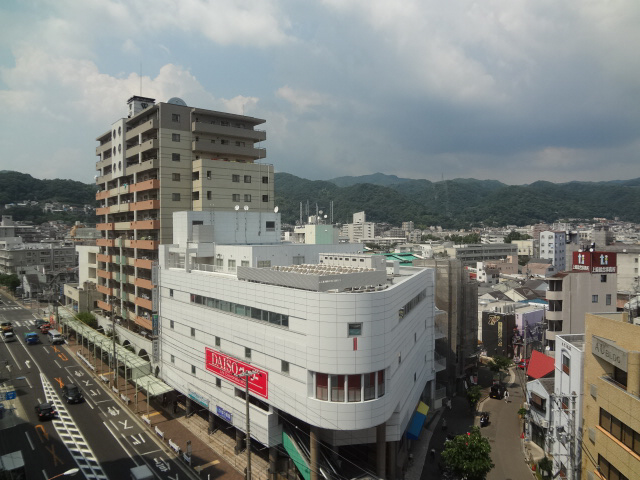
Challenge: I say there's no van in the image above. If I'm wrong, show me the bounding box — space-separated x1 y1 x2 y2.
3 331 15 343
47 329 64 345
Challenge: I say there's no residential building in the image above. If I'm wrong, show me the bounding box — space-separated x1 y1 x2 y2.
341 211 375 243
159 211 438 479
513 239 535 257
540 231 566 272
94 96 271 334
581 312 640 480
0 241 77 276
445 243 518 267
545 251 617 352
526 377 554 455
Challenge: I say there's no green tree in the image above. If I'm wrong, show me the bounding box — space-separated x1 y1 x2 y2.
467 385 483 410
538 456 552 477
76 311 98 329
488 355 512 384
441 427 494 480
0 274 21 292
504 230 532 243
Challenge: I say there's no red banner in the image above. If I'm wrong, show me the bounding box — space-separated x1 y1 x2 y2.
205 348 268 399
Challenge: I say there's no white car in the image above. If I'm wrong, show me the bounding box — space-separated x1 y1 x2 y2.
3 331 16 342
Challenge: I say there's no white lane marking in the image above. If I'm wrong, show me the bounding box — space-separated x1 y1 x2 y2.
25 377 33 389
102 421 137 462
25 431 34 450
54 360 61 369
4 339 22 370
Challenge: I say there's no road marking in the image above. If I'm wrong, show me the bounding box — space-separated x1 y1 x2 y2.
25 377 33 389
102 421 136 461
25 431 35 450
54 360 61 368
195 459 220 472
45 443 62 466
54 377 65 388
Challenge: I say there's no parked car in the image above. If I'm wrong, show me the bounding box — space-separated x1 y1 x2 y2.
62 384 84 404
34 318 48 329
24 332 40 345
518 358 530 370
1 321 13 333
489 384 506 399
39 323 52 334
35 402 56 420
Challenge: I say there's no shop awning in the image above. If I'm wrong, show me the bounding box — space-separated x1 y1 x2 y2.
406 401 429 440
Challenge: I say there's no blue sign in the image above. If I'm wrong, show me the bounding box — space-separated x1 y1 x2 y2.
5 391 16 400
188 391 209 408
216 406 232 423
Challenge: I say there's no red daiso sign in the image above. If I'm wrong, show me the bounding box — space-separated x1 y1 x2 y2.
205 348 269 399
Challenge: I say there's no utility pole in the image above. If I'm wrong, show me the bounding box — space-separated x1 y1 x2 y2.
110 296 117 386
235 369 260 480
569 392 577 480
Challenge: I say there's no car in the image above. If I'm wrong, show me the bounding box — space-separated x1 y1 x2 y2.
489 384 506 399
39 323 52 334
24 332 40 345
1 321 13 333
35 402 56 420
34 318 48 329
518 358 530 370
2 331 16 343
62 384 84 404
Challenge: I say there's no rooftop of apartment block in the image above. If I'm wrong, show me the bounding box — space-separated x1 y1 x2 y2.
557 333 585 350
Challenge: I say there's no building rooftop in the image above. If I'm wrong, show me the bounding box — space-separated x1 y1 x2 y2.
557 333 585 350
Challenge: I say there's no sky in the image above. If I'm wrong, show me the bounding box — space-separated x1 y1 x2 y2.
0 0 639 186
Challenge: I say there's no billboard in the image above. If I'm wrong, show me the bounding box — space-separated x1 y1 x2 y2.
572 251 617 274
205 348 268 399
481 311 516 358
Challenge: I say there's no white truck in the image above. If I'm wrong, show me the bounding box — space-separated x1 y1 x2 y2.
130 465 154 480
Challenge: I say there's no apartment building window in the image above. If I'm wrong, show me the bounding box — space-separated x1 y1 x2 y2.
265 221 275 231
207 191 212 200
191 365 196 374
613 366 627 388
192 191 199 200
170 355 175 364
170 320 174 329
232 174 240 182
262 195 269 202
171 114 180 122
244 175 251 183
598 454 629 480
600 275 607 282
245 347 251 359
216 378 221 388
172 133 180 142
169 289 174 297
232 194 240 202
172 153 180 162
562 354 570 374
606 294 612 305
241 260 249 267
262 176 269 184
172 173 180 181
228 259 236 271
348 323 362 336
592 295 598 303
215 336 220 347
235 141 245 147
191 327 195 337
220 121 230 126
257 260 271 268
172 193 181 201
206 170 211 179
281 361 289 374
244 194 251 202
220 139 229 145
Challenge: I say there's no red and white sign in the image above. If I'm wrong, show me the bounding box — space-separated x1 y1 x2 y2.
572 251 617 274
205 348 269 399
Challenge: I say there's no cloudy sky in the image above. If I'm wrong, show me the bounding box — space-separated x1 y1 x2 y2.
1 0 638 185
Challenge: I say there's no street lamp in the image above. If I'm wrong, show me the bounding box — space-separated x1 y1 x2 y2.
47 467 79 479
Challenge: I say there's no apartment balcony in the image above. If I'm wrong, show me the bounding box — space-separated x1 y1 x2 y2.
130 239 158 250
114 221 132 230
97 300 112 312
96 238 115 247
130 199 160 211
434 352 447 372
130 178 159 193
134 296 153 310
546 310 563 322
125 157 158 175
126 138 158 159
546 290 562 301
97 253 111 263
125 117 158 141
110 203 131 214
97 269 112 280
96 172 113 184
134 277 154 290
191 121 267 142
96 284 112 296
96 190 110 201
135 258 154 269
131 220 159 230
191 140 266 159
96 207 110 215
115 238 131 248
95 140 112 156
97 223 115 231
136 315 152 331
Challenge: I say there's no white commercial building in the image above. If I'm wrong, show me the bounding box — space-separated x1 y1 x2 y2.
540 231 567 272
158 211 438 479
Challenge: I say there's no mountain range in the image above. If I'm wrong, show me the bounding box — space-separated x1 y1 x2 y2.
1 170 638 229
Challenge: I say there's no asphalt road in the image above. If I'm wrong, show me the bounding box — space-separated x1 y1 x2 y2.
0 290 194 479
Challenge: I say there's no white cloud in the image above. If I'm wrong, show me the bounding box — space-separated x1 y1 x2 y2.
276 86 333 112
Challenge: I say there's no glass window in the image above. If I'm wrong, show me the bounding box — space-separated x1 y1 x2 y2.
364 372 375 401
170 355 174 363
172 173 180 181
592 295 599 303
172 133 180 142
281 361 289 374
170 320 174 329
228 259 236 271
262 195 269 202
207 191 212 200
348 323 362 336
244 175 251 183
216 378 221 388
262 176 269 184
172 193 180 201
169 289 173 297
232 174 240 182
611 417 622 440
316 373 328 400
171 114 180 122
172 153 180 162
232 194 240 202
606 294 611 306
245 347 251 359
191 327 195 337
600 408 611 431
623 424 634 449
244 194 251 202
378 370 385 397
601 275 607 282
330 375 345 402
348 374 361 402
215 336 220 347
614 367 627 388
191 365 196 374
562 355 570 374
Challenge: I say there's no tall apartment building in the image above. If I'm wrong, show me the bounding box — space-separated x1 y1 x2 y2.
546 251 617 352
582 312 640 480
341 211 375 243
95 96 272 332
540 230 567 272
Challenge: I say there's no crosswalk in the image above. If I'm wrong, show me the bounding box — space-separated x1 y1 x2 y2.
0 306 22 311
